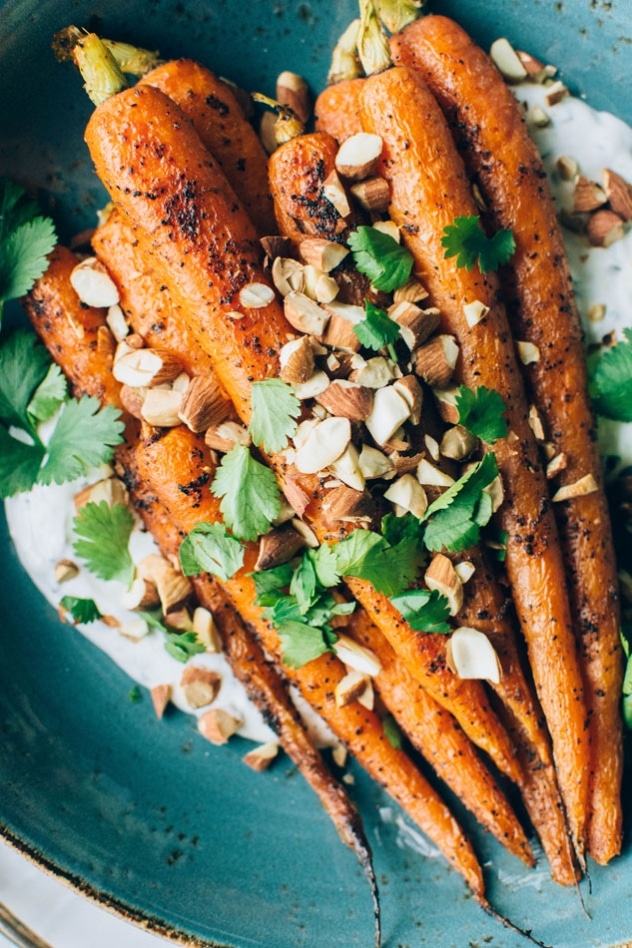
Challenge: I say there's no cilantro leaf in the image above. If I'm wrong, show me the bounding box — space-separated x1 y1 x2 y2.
589 328 632 422
381 512 424 547
72 501 135 587
290 552 319 613
354 301 400 358
38 396 125 485
348 225 414 292
164 630 206 663
28 363 67 423
456 385 508 443
277 620 335 669
249 378 300 453
211 443 282 541
422 453 500 553
179 522 244 581
382 714 403 749
0 425 44 497
333 529 385 577
0 180 57 316
441 215 515 274
390 588 452 633
59 595 102 624
333 528 424 597
251 562 294 601
0 329 50 430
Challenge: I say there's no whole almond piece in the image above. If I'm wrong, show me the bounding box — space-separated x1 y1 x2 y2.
586 209 625 248
316 380 374 421
603 168 632 221
335 132 383 180
573 176 607 213
276 70 311 124
178 376 231 433
180 666 222 709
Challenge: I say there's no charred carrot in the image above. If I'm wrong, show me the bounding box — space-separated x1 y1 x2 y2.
314 78 365 143
358 65 589 857
392 14 623 863
138 59 276 236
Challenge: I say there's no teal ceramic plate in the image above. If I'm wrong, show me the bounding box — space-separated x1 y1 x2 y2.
0 1 631 946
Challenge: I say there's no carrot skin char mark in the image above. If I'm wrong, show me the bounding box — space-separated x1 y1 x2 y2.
391 13 623 864
358 64 589 857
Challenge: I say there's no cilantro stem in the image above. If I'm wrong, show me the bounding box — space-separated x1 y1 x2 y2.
387 342 398 362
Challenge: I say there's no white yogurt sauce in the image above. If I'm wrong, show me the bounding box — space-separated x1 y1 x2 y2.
4 80 632 755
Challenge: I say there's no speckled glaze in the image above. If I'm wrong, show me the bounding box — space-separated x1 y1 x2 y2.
0 2 631 946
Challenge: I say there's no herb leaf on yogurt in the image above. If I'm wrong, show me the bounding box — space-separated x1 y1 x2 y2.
72 500 135 587
589 328 632 422
59 595 103 624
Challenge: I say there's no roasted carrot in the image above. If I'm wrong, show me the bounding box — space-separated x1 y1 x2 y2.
358 65 589 857
138 59 276 236
314 78 364 142
391 14 623 864
346 607 533 867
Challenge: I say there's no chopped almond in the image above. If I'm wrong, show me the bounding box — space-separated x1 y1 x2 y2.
254 524 305 570
180 666 222 709
151 684 172 720
350 177 391 212
414 335 459 388
198 708 241 745
586 209 625 247
551 473 598 502
298 237 349 272
335 132 383 180
425 553 464 615
178 376 231 433
243 741 280 772
603 168 632 221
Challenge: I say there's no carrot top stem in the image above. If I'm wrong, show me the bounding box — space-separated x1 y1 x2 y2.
53 27 127 105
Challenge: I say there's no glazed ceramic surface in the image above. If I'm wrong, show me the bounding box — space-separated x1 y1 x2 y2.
1 1 631 946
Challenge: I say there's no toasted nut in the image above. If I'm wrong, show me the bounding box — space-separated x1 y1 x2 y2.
294 416 351 473
393 279 429 305
271 256 305 296
447 627 502 683
260 235 293 261
414 335 459 388
440 425 478 461
417 458 455 488
393 375 423 425
70 257 119 308
303 265 339 303
141 388 182 427
483 474 505 513
243 741 279 772
106 304 129 342
332 743 348 767
350 176 390 212
299 237 349 272
490 37 528 82
556 155 579 181
54 559 79 583
197 708 241 745
588 303 607 323
603 168 632 221
189 607 221 653
255 523 305 570
279 336 316 384
113 346 183 388
120 576 160 611
335 132 383 180
151 684 172 720
74 476 128 511
365 385 411 445
528 404 546 441
432 386 460 424
422 434 439 463
454 560 476 584
349 355 395 389
292 369 330 400
358 444 395 480
290 517 319 549
239 282 276 308
335 669 371 708
384 473 428 519
544 80 569 106
573 175 607 213
119 384 148 419
372 220 400 243
204 420 251 453
284 291 330 335
516 340 541 365
276 70 311 124
316 380 374 421
119 617 150 641
516 49 546 76
425 553 464 615
322 170 351 218
463 299 490 328
323 484 374 523
329 445 367 491
320 301 364 351
529 105 551 128
100 614 121 629
180 666 222 709
333 633 382 677
586 209 625 247
546 452 568 479
137 554 193 615
96 323 116 357
389 301 440 350
178 376 231 433
551 473 598 502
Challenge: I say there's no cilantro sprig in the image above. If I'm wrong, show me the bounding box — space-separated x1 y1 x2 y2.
0 179 57 323
421 453 500 553
59 595 102 625
179 522 245 581
249 378 300 453
354 301 400 360
348 225 414 292
588 328 632 422
390 588 451 633
211 443 282 542
140 610 206 664
0 330 124 498
441 215 515 274
72 501 135 587
456 385 508 444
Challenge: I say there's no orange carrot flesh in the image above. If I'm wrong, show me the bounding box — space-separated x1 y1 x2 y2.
314 78 365 143
392 14 623 864
359 65 589 856
139 59 276 236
